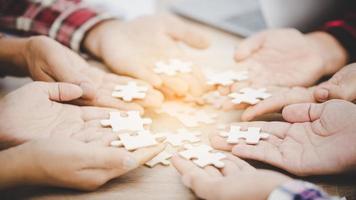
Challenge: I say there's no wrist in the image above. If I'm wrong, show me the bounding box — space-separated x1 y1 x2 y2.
0 37 30 77
307 31 348 76
257 170 292 200
82 19 119 58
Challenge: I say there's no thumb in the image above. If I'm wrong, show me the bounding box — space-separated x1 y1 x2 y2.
314 81 356 103
54 67 96 100
282 102 325 123
42 82 83 102
234 32 265 61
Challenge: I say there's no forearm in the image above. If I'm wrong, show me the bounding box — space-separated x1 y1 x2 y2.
0 36 29 77
307 31 348 76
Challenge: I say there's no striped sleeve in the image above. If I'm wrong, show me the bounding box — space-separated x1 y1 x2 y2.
0 0 115 51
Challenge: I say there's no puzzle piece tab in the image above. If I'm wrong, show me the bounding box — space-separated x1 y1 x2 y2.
100 111 152 132
229 88 271 105
220 125 269 145
179 144 226 168
112 81 148 102
154 59 192 76
110 130 160 151
145 151 173 168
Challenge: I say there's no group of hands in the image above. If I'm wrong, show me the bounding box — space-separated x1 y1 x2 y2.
0 14 355 199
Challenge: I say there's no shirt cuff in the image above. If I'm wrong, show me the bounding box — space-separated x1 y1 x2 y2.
268 180 344 200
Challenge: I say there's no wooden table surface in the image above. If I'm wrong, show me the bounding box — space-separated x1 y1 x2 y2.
1 0 356 199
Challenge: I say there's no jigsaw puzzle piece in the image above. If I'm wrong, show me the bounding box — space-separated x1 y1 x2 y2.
163 129 201 147
110 130 159 151
145 151 173 168
100 111 152 132
179 144 226 168
112 81 148 102
220 125 270 145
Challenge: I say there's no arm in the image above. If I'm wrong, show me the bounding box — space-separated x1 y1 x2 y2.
0 0 114 51
0 35 28 77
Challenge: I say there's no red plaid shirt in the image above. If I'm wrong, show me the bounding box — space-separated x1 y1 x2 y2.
0 0 114 51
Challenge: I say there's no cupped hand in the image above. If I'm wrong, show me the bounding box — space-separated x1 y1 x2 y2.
13 138 164 190
211 100 356 176
83 14 210 98
171 154 290 200
0 82 119 149
234 29 347 87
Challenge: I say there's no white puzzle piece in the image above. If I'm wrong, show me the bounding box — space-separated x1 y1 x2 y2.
229 88 271 105
179 144 226 168
162 129 201 147
110 130 161 151
100 111 152 132
207 70 248 86
112 81 148 102
154 59 192 76
220 125 269 145
145 151 173 168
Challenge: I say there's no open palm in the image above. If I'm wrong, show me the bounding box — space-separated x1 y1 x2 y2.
0 82 117 149
235 29 324 87
211 100 356 176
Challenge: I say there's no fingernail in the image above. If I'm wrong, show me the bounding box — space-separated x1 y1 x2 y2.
181 175 191 187
123 156 138 170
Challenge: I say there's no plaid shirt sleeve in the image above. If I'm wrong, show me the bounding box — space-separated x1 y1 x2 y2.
0 0 115 52
268 180 345 200
322 2 356 62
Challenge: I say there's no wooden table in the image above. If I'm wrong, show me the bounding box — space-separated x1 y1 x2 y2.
1 0 356 199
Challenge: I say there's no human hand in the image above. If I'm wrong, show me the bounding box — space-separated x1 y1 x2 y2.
83 15 210 98
0 82 119 149
171 154 290 200
2 138 163 190
234 29 347 87
23 36 96 99
211 100 356 176
314 63 356 102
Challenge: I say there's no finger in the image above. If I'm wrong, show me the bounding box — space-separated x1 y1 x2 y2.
204 166 223 177
241 87 315 121
314 82 356 102
73 127 116 143
225 154 255 171
161 76 189 96
282 102 324 123
171 155 216 199
221 159 240 176
132 88 165 108
234 32 266 61
231 141 284 170
75 94 144 114
81 107 118 121
131 144 166 165
39 82 83 102
210 134 234 151
167 17 210 49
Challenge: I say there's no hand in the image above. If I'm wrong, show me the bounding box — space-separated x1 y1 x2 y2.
234 29 347 87
171 154 291 200
25 36 163 111
314 63 356 102
211 100 356 176
1 138 163 190
23 36 96 99
0 82 119 149
75 66 164 112
241 87 316 121
83 15 210 97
